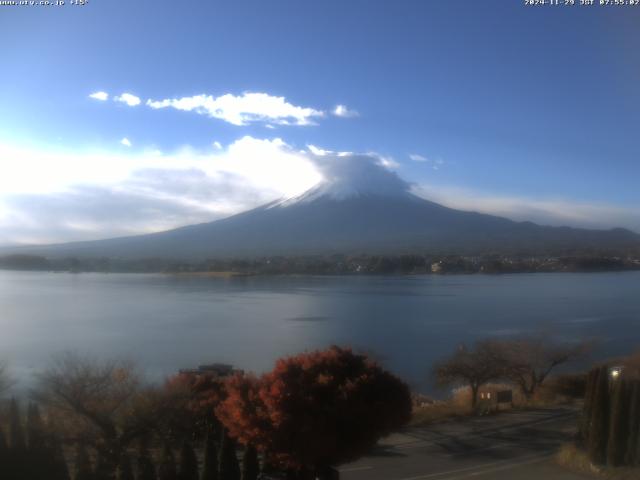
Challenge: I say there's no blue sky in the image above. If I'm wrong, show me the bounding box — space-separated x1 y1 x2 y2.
1 0 639 244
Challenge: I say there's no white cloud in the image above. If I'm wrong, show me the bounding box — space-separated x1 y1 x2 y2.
307 145 330 156
409 154 444 170
1 138 638 245
412 184 640 232
89 91 109 101
114 93 142 107
146 92 324 126
212 141 222 150
307 144 355 158
332 104 359 118
0 137 323 244
121 138 132 147
376 155 400 170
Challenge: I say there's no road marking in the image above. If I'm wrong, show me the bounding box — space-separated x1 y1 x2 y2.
396 453 551 480
338 465 373 473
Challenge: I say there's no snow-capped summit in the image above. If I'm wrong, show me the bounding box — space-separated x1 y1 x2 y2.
6 155 639 259
276 154 412 207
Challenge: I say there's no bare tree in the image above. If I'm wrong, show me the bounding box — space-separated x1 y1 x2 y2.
33 352 159 472
434 341 504 408
488 336 589 399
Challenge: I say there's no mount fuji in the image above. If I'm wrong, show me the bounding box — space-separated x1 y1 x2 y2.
5 156 640 259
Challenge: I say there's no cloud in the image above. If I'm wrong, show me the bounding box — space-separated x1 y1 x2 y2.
332 104 359 118
306 153 409 200
212 141 222 150
1 138 638 245
146 92 324 126
114 93 141 107
121 138 132 147
409 154 444 170
89 91 109 101
0 137 322 244
412 184 640 232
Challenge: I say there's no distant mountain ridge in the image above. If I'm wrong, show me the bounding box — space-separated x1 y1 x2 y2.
4 181 639 260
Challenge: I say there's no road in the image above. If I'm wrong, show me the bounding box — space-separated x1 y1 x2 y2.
339 406 591 480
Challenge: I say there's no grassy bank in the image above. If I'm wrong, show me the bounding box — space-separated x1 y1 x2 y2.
556 444 640 479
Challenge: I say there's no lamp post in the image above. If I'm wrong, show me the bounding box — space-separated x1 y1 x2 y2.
609 366 623 380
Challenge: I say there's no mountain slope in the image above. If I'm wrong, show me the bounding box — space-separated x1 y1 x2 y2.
7 185 640 259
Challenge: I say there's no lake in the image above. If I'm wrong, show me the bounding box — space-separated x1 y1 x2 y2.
1 270 639 395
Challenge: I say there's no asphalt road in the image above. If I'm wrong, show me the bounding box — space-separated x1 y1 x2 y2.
339 406 592 480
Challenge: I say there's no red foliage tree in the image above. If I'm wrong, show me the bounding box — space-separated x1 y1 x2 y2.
216 346 412 476
162 370 228 438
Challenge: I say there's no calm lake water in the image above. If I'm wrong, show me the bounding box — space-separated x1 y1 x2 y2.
1 270 639 394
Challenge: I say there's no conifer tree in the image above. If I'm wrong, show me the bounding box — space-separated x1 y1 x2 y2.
136 443 157 480
94 450 116 480
48 435 71 480
201 431 219 480
179 440 199 480
24 403 47 479
117 453 135 480
75 444 95 480
588 365 610 465
27 403 46 452
241 445 259 480
625 380 640 466
607 378 630 466
9 398 25 450
0 425 8 476
218 430 240 480
580 369 598 443
158 444 178 480
6 398 27 478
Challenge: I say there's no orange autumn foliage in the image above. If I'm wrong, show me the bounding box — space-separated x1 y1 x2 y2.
216 346 412 471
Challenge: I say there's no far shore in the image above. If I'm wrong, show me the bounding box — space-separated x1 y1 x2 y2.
168 270 256 278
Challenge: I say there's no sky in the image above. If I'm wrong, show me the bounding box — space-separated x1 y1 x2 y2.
1 0 639 244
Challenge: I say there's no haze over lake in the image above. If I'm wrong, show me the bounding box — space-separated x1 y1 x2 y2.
2 270 639 394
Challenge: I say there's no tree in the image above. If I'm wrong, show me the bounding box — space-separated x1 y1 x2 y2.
588 366 610 465
241 445 259 480
0 361 12 396
179 440 199 480
201 431 219 480
490 336 588 399
75 444 95 480
158 444 178 480
9 398 25 450
580 369 599 443
216 346 412 477
164 370 228 438
625 381 640 465
434 342 503 408
48 435 71 480
117 453 135 480
34 353 156 468
136 442 157 480
95 450 116 480
218 430 241 480
608 378 630 466
25 402 50 479
27 403 46 452
0 425 10 479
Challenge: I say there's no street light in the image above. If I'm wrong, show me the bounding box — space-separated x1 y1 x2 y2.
609 366 623 379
